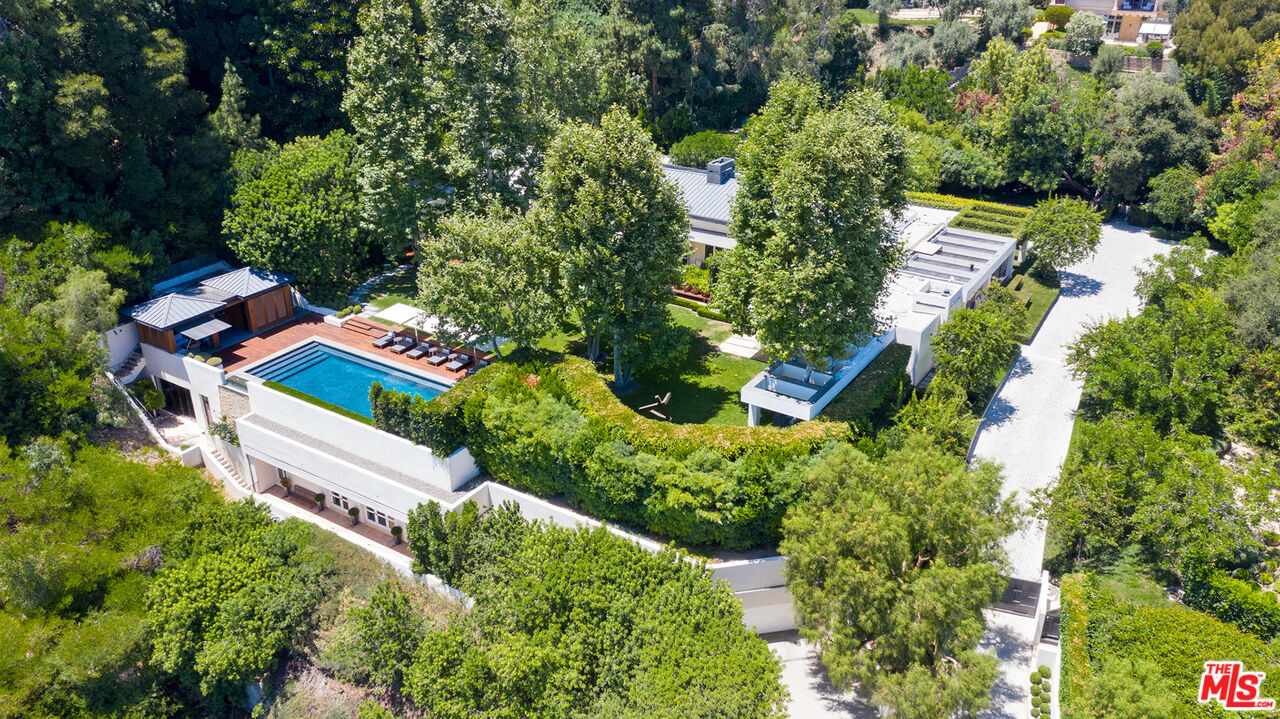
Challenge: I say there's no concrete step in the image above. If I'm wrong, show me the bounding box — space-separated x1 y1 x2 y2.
210 447 252 491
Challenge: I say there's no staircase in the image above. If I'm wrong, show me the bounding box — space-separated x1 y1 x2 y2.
209 445 253 494
116 351 146 385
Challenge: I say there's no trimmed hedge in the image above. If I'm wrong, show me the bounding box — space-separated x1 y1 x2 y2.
907 191 1034 218
371 349 844 549
368 364 498 455
818 343 912 434
670 296 728 323
263 380 374 426
1062 573 1280 718
1184 566 1280 641
1059 574 1092 719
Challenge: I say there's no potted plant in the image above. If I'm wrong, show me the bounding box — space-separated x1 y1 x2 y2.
280 476 292 497
390 525 403 545
348 506 360 526
314 492 326 510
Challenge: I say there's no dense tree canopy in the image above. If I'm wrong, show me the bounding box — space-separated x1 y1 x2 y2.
716 79 907 367
782 437 1018 718
533 108 687 387
1174 0 1280 85
223 131 367 299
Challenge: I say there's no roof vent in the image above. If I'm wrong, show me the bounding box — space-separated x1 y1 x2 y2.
706 157 735 185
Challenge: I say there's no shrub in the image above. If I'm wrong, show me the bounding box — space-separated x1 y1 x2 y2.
669 130 740 168
1262 573 1276 586
677 264 712 296
208 416 240 446
1067 573 1280 718
670 296 728 322
206 356 223 366
1145 41 1164 59
314 492 326 506
1044 5 1074 27
133 382 165 413
380 352 842 549
1127 204 1154 227
819 343 912 434
1059 574 1092 719
1265 531 1280 547
1234 567 1252 580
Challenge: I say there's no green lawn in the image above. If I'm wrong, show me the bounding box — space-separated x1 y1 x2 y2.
616 304 764 426
1010 272 1061 344
365 270 417 310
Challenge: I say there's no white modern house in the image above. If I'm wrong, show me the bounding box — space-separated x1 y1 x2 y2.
105 263 797 634
739 222 1016 426
658 162 1018 426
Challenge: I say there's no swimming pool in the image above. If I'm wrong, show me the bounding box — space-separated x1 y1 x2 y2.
247 342 449 417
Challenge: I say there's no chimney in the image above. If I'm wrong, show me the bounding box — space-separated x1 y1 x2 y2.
706 157 735 185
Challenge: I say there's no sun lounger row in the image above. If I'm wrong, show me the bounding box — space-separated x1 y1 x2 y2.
369 330 491 374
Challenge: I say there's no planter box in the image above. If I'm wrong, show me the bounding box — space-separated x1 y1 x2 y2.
323 314 352 328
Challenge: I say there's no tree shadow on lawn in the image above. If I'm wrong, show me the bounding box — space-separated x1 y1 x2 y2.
619 334 745 425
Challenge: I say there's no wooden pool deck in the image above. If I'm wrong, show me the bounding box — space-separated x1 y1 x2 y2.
215 313 483 383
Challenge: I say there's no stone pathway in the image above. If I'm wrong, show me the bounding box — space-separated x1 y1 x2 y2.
972 220 1168 719
348 264 410 305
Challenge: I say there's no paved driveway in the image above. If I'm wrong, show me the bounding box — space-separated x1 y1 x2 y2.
774 221 1167 719
973 220 1168 718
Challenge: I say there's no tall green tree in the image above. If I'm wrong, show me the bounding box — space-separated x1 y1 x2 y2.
343 0 445 259
533 107 687 388
423 0 528 204
33 268 125 340
930 290 1024 396
1068 288 1243 433
416 207 556 357
1020 197 1103 277
209 59 264 152
715 80 907 367
349 581 423 689
982 0 1036 40
1105 75 1214 201
222 132 366 299
782 437 1018 717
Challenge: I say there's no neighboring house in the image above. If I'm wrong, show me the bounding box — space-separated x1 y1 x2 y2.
1057 0 1168 43
662 157 738 266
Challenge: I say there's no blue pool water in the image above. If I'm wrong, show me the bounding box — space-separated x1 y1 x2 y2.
248 342 448 417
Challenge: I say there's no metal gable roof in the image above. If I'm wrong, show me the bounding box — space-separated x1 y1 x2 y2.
126 290 226 330
199 267 293 298
662 165 738 224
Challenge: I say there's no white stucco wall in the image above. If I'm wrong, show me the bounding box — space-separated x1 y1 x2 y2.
102 322 140 369
243 381 479 491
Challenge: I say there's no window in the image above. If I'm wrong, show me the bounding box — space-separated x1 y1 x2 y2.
1105 14 1122 37
277 467 289 480
330 491 351 510
365 507 389 527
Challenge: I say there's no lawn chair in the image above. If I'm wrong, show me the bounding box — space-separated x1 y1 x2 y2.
426 351 452 367
371 330 397 349
389 336 417 354
638 392 672 421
